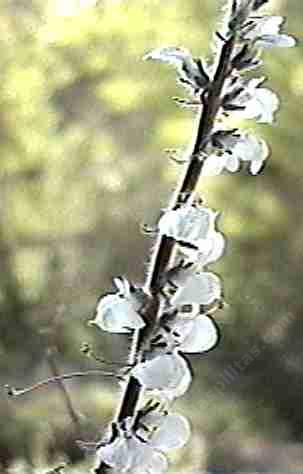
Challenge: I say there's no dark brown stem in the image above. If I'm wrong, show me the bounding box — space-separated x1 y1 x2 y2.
95 33 235 474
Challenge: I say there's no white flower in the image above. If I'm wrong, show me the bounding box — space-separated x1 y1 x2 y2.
97 409 190 473
203 132 269 176
171 272 221 306
139 411 191 451
243 15 296 48
229 77 280 124
159 205 215 242
172 314 219 353
194 229 226 265
132 352 192 401
97 433 168 473
234 132 269 174
97 435 133 471
151 314 219 354
90 277 145 333
165 263 222 297
144 46 194 69
143 46 208 91
158 205 225 265
244 85 280 124
256 34 296 48
159 205 225 265
202 152 240 176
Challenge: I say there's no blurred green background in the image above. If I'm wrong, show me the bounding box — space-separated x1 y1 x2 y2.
0 0 302 472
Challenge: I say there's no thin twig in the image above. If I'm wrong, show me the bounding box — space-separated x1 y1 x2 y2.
47 349 83 435
5 369 119 398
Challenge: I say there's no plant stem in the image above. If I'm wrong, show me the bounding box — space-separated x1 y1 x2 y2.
47 350 83 436
95 33 235 474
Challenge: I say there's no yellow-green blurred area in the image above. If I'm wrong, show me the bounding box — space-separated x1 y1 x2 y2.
0 0 302 472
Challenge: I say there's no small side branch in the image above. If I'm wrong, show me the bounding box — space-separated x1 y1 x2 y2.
5 369 119 398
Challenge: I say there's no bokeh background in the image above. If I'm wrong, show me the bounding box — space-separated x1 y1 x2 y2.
0 0 302 472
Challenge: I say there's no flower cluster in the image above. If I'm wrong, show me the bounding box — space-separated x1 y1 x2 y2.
144 1 295 176
96 403 190 473
90 1 295 472
92 201 223 402
92 199 223 470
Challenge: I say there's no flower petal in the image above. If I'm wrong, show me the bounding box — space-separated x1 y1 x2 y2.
226 153 241 172
203 231 226 265
244 15 284 39
236 133 269 161
92 294 145 333
145 450 168 473
147 413 191 451
97 437 131 470
250 158 265 175
143 46 208 91
171 272 222 306
256 34 296 48
132 352 192 400
158 205 217 244
178 315 219 353
201 154 226 176
143 46 193 68
244 87 280 123
179 229 225 266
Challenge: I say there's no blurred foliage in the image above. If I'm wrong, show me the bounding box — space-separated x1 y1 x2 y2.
0 0 302 472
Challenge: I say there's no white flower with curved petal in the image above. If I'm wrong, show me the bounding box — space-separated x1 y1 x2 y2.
142 450 168 474
140 412 191 451
223 76 279 124
173 315 219 353
194 230 226 266
158 205 225 265
202 152 240 176
244 86 280 123
91 278 145 334
158 205 217 245
97 434 168 473
143 46 208 91
91 295 145 334
233 132 269 174
170 272 221 306
144 46 195 70
243 15 296 48
149 314 219 355
201 154 227 176
202 132 269 176
230 77 280 124
245 15 283 37
132 352 192 401
97 436 133 471
256 34 296 48
179 231 226 266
